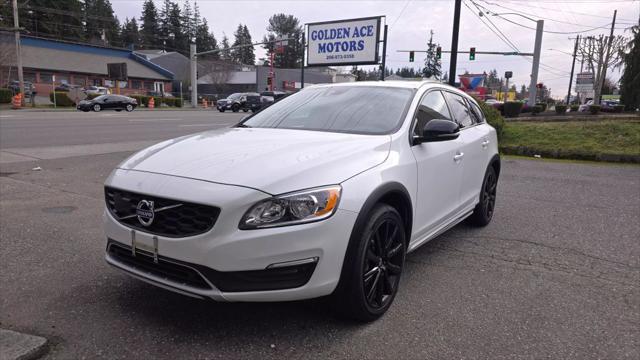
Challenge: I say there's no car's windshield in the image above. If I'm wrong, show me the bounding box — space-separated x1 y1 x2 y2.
94 95 108 101
227 93 242 100
240 86 414 135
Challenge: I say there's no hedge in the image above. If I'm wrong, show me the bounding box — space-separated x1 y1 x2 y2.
478 100 505 142
531 105 543 114
613 105 625 113
536 103 547 112
589 105 601 114
555 104 567 114
503 101 523 118
570 105 579 112
0 88 11 103
49 91 75 106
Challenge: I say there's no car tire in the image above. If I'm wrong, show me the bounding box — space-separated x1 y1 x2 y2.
126 104 133 112
115 109 122 112
332 204 406 322
93 104 101 112
82 109 89 112
468 165 498 227
218 109 225 112
243 109 248 112
232 104 240 112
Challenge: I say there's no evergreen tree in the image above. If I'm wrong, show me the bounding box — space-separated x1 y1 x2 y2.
220 34 232 61
140 0 161 48
166 2 186 53
231 24 255 64
519 84 527 100
182 0 194 42
620 22 640 110
422 30 441 79
84 0 120 46
195 18 218 58
121 17 140 48
262 14 303 68
242 25 255 65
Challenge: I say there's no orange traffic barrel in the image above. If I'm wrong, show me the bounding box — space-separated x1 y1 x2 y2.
148 97 155 109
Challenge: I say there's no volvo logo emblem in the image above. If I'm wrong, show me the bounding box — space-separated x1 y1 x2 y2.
136 200 155 226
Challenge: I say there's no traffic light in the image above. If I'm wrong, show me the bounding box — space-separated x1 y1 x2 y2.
409 51 415 62
469 47 476 60
436 46 442 60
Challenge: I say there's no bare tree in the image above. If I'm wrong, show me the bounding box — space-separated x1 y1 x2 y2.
0 32 17 86
577 34 626 103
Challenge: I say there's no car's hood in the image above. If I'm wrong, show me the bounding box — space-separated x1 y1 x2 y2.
118 127 391 194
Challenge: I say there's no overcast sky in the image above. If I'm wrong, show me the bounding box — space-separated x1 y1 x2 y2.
111 0 640 98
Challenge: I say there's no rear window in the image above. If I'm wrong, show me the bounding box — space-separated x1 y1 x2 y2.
240 86 414 135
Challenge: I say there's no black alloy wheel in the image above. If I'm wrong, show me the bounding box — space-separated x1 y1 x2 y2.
469 166 498 226
332 204 406 322
363 216 405 310
126 104 134 112
93 104 101 112
232 104 240 112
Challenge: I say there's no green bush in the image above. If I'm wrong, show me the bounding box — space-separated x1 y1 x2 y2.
0 88 11 103
86 93 101 100
555 104 567 114
531 105 543 114
130 95 149 106
49 91 75 106
570 105 579 112
536 103 547 112
478 100 505 142
162 97 174 106
174 98 183 107
589 105 601 115
503 101 523 118
613 104 625 113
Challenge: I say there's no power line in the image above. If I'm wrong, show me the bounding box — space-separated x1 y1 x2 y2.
492 0 638 22
389 0 411 29
494 15 612 34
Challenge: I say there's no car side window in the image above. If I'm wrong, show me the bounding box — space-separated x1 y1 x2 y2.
443 92 473 128
466 98 484 123
413 91 452 136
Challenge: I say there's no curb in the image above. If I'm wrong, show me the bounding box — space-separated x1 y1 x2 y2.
505 114 640 122
500 146 640 164
0 329 48 360
0 107 212 113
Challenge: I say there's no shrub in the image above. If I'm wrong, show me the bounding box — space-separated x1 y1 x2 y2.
503 101 523 118
49 91 75 106
589 105 601 114
86 93 101 100
570 105 579 112
531 105 543 114
536 103 547 112
555 104 567 114
478 100 505 142
0 88 11 103
174 98 183 107
613 104 625 113
162 97 174 106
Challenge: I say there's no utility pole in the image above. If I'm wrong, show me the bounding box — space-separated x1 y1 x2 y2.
190 43 197 108
594 10 617 106
380 24 388 81
448 0 462 86
527 20 544 106
567 35 580 105
12 0 25 106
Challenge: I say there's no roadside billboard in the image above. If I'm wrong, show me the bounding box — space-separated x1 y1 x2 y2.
306 16 381 66
575 72 594 92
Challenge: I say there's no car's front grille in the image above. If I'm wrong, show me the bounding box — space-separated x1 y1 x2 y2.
105 187 220 238
107 241 211 289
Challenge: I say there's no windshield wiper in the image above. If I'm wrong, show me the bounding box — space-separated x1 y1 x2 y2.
235 124 251 128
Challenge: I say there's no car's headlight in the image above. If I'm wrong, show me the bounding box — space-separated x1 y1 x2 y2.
239 185 341 229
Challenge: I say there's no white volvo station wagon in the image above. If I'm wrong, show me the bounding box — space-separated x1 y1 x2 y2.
104 81 500 321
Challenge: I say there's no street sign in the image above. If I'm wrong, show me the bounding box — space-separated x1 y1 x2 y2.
575 72 594 92
107 63 128 81
505 71 513 79
306 16 381 66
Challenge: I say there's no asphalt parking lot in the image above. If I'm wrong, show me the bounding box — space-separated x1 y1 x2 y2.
0 110 639 359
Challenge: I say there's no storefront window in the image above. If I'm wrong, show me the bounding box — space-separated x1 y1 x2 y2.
23 72 36 83
39 73 53 83
56 74 70 84
72 76 87 86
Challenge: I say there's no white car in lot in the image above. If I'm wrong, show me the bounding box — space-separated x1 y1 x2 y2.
104 81 500 321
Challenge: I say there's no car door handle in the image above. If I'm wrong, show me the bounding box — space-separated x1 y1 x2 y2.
482 139 490 148
453 152 464 162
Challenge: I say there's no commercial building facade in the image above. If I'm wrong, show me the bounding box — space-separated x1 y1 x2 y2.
1 33 173 97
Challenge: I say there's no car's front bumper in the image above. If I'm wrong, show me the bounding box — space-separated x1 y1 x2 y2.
104 169 357 302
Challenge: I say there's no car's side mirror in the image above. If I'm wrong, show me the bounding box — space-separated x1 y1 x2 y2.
413 119 460 145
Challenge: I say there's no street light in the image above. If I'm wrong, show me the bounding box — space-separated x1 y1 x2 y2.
491 12 544 106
